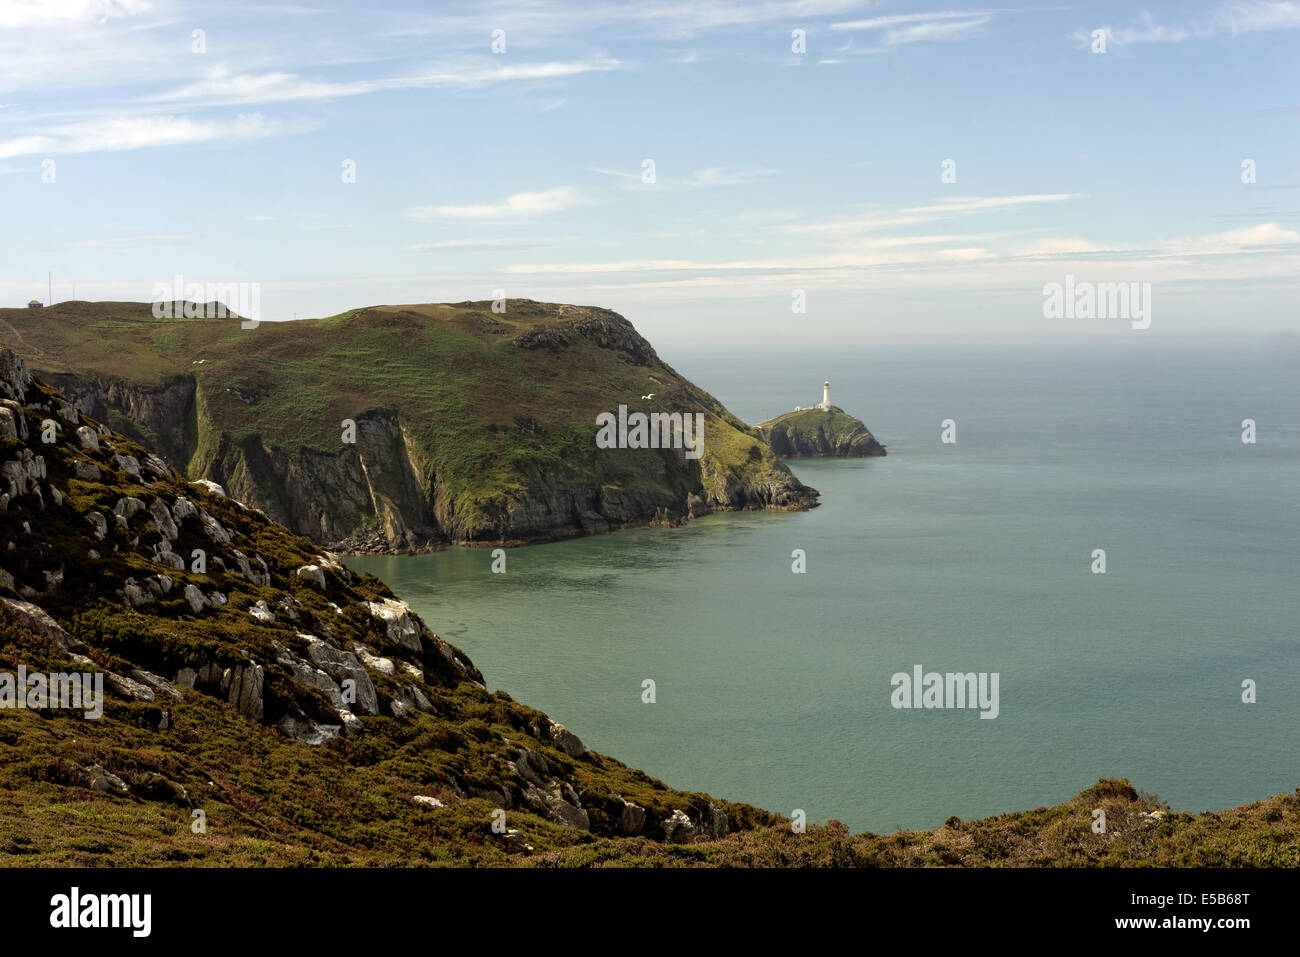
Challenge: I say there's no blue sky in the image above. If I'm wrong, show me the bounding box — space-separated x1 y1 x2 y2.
2 0 1299 347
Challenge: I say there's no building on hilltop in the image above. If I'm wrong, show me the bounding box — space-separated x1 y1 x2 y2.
793 380 831 413
27 300 43 309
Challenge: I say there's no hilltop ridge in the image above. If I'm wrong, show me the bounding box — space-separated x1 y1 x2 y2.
0 300 817 553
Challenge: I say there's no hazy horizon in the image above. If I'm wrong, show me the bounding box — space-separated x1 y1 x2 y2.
3 0 1299 346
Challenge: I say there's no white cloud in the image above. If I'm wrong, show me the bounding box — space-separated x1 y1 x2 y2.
410 237 565 251
831 10 995 44
389 1 875 41
0 0 150 28
777 193 1085 235
686 167 781 186
405 187 586 222
1216 0 1300 33
1164 222 1300 252
0 112 306 158
884 15 991 44
146 58 622 107
1082 2 1300 48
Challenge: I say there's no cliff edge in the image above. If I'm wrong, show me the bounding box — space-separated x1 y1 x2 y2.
753 405 887 458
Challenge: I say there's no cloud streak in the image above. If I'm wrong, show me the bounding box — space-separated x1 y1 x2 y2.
0 112 306 158
405 187 587 222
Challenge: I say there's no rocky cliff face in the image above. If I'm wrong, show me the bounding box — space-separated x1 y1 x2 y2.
0 344 761 852
6 301 817 553
753 406 887 458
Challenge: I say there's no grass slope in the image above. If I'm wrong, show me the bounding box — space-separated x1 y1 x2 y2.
1 300 812 544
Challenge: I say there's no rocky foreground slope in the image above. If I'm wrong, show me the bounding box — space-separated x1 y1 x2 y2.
1 343 1294 867
0 343 768 860
0 301 816 553
753 406 887 457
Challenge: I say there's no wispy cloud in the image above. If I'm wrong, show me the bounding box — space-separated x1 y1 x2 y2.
66 233 190 249
832 10 995 44
1079 1 1300 48
388 1 877 41
1163 222 1300 252
146 58 622 107
409 237 563 252
686 167 781 186
0 112 306 158
777 193 1085 235
589 165 780 189
405 186 586 222
0 0 151 29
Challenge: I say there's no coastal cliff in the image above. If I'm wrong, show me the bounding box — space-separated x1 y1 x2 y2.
1 301 817 553
0 342 1292 867
753 405 887 458
0 343 763 853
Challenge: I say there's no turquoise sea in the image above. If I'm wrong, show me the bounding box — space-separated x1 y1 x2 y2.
348 338 1300 832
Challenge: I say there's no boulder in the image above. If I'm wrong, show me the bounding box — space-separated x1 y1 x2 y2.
75 426 100 451
548 721 587 759
295 564 327 590
222 661 264 721
105 672 156 702
147 498 179 540
0 596 88 653
182 583 209 613
619 800 647 835
363 597 422 653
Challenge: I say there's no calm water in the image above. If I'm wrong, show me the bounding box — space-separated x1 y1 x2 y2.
348 339 1300 832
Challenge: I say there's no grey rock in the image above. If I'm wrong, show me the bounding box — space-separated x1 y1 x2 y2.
75 426 100 451
295 564 327 590
221 661 264 721
619 800 646 835
0 596 88 653
276 715 341 746
182 583 209 613
548 721 587 759
105 672 156 702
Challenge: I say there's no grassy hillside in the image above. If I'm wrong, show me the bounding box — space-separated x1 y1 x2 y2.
754 405 887 457
0 301 816 549
0 342 1294 867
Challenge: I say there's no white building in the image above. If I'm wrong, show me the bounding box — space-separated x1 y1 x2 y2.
820 380 830 410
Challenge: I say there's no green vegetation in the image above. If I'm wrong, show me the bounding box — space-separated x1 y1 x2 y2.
0 343 1293 867
753 404 886 458
0 300 816 549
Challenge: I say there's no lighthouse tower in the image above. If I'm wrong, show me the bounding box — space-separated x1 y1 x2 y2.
820 380 830 410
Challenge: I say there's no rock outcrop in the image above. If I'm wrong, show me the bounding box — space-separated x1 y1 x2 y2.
4 300 818 554
753 405 887 458
0 341 757 852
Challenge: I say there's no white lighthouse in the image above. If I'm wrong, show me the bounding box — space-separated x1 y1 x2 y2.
820 380 830 410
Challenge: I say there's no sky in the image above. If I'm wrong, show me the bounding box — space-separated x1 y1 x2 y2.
2 0 1299 348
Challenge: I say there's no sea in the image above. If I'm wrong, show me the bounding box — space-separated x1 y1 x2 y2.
347 337 1300 832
